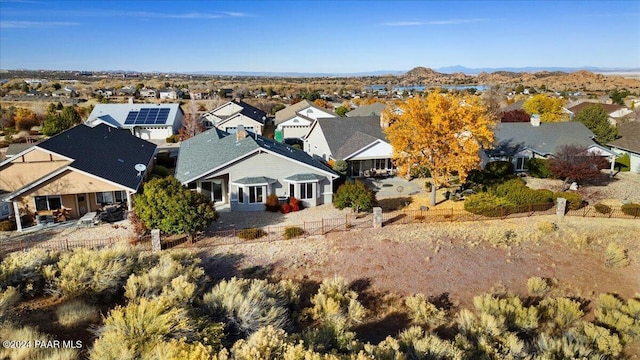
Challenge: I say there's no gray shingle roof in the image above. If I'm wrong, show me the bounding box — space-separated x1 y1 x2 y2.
37 124 156 191
489 121 606 157
175 130 336 184
6 143 35 157
274 100 337 124
232 176 276 185
346 103 387 117
284 173 326 182
315 116 387 159
608 122 640 154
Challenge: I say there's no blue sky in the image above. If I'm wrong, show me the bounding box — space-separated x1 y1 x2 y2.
0 0 638 73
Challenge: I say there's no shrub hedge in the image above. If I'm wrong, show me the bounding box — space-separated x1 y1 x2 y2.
237 228 266 240
553 192 583 210
621 203 640 217
527 158 553 178
284 226 304 239
594 203 612 214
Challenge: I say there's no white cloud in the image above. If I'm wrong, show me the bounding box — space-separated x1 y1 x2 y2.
0 20 79 28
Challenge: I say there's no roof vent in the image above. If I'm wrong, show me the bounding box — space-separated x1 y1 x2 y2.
117 158 125 163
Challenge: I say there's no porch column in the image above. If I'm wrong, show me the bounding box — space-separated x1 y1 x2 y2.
126 191 133 212
610 155 616 177
13 201 22 232
86 193 90 212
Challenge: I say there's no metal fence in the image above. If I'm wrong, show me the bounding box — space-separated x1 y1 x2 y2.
1 204 637 256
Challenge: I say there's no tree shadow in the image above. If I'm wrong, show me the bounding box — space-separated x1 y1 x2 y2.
353 311 411 344
197 252 246 280
376 197 413 211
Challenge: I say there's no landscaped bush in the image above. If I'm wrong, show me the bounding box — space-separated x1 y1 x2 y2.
333 180 376 213
284 226 304 239
0 248 59 298
280 203 291 214
615 153 630 172
485 161 514 179
56 299 100 327
594 203 612 214
621 203 640 217
527 158 553 178
604 243 630 268
265 194 279 212
165 134 180 143
463 192 514 217
289 197 300 212
0 219 16 231
151 165 169 177
202 277 299 336
494 178 553 206
51 243 138 301
553 192 583 210
237 228 266 240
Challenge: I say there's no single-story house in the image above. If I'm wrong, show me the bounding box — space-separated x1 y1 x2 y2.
139 88 157 98
275 100 337 141
86 103 183 141
567 101 633 126
175 126 338 211
304 116 395 177
201 100 267 135
608 122 640 173
0 124 156 231
485 116 617 173
159 88 183 100
346 102 387 117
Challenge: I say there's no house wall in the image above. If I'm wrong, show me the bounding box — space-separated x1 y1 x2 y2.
282 125 311 140
133 126 173 140
0 149 70 191
212 102 243 117
30 169 124 196
304 124 332 160
299 107 334 120
218 115 263 135
208 151 333 211
612 148 640 174
171 110 184 134
348 141 393 160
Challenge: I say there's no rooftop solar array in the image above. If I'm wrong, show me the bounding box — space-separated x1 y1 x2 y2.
124 108 171 125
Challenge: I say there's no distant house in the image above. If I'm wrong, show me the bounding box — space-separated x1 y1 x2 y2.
485 116 616 173
94 88 114 98
116 86 137 97
346 103 387 117
159 88 182 100
304 116 395 177
139 88 157 98
567 101 633 125
608 122 640 174
191 90 211 100
0 124 156 231
86 103 184 141
175 126 338 211
275 100 337 141
201 100 267 135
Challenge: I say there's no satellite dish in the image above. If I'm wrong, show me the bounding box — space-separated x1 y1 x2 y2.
134 163 147 177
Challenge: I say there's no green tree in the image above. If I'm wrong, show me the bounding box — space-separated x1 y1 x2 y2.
522 94 567 122
333 180 376 213
335 106 349 117
271 103 286 115
574 104 618 144
60 105 82 125
42 112 73 136
609 89 628 106
134 177 217 240
52 83 62 91
332 159 348 176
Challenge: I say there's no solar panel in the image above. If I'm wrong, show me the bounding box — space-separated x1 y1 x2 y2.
123 108 171 126
124 111 138 125
155 108 170 124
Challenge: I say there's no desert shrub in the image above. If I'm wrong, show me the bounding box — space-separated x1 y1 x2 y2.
289 197 300 212
485 161 514 179
124 251 205 304
615 153 630 172
0 286 20 320
0 219 16 231
394 326 464 359
0 323 78 360
202 277 299 336
56 299 100 327
595 294 640 344
537 221 558 234
455 308 527 358
307 276 367 328
237 228 266 240
473 294 539 332
280 203 291 214
0 248 59 298
536 324 623 358
231 325 289 360
405 294 447 330
527 158 553 178
621 203 640 217
594 203 612 214
604 243 630 268
51 243 138 301
553 191 583 210
527 277 551 297
151 165 169 177
463 192 513 217
539 297 584 332
265 194 279 212
284 226 304 239
90 297 194 360
333 180 376 213
166 134 180 143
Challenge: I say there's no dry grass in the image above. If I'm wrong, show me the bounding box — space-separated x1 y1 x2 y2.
56 299 100 327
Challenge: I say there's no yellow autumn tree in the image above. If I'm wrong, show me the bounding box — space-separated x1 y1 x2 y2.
383 90 496 205
522 94 567 122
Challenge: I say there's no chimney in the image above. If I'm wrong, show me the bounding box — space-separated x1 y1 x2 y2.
128 97 134 104
236 125 247 141
530 114 541 127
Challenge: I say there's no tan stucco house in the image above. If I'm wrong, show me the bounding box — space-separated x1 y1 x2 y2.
0 124 156 231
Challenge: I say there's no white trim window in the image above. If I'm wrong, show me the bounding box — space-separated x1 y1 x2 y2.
35 195 62 211
300 183 314 199
96 191 126 205
515 157 529 171
238 187 244 204
248 186 264 203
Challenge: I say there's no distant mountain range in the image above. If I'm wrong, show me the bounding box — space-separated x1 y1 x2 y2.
186 66 640 77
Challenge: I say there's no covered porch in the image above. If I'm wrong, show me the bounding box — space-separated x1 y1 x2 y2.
347 158 396 178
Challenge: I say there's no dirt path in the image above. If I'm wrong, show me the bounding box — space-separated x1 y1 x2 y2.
202 215 640 308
